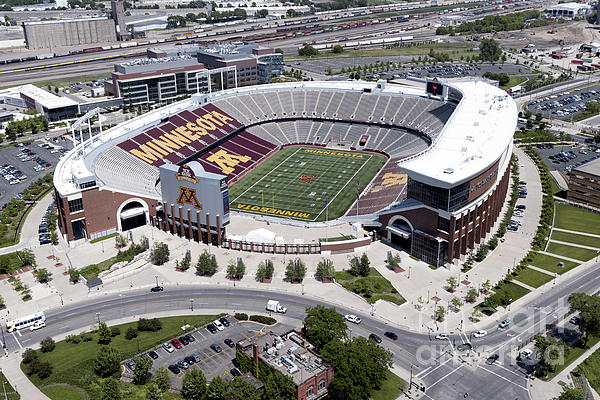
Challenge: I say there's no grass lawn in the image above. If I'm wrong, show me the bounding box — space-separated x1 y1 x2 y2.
551 231 600 248
287 42 479 62
0 252 24 274
491 282 530 302
335 268 406 305
554 204 600 235
319 234 355 242
89 232 119 244
229 146 386 221
529 253 580 275
79 256 120 280
514 267 553 288
40 385 85 400
33 73 111 89
0 372 20 400
543 336 600 381
546 242 598 262
500 76 528 90
22 315 221 400
575 340 600 394
371 370 406 400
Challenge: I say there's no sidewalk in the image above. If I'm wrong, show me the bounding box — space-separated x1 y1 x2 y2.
1 352 50 400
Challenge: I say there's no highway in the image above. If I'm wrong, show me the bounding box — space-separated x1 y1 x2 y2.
4 258 599 400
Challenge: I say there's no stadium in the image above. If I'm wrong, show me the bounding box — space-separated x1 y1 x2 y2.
54 78 517 268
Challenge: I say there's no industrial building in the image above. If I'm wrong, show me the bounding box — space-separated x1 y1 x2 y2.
23 17 117 50
105 56 210 105
0 84 78 121
546 3 592 19
196 42 283 89
237 331 334 400
568 157 600 209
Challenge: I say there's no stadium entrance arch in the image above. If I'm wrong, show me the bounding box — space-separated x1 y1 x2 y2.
117 199 149 232
387 216 413 251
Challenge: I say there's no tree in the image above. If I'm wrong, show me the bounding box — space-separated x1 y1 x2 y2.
321 337 393 400
35 268 51 283
534 334 568 374
36 361 53 379
115 234 127 247
256 259 274 280
480 38 502 61
206 375 227 400
181 369 207 400
481 279 492 292
434 305 446 320
298 45 318 57
227 377 260 400
196 251 218 276
95 346 121 377
22 348 38 364
19 248 36 267
359 253 370 276
558 387 585 400
153 368 170 392
40 337 55 353
568 293 600 347
315 259 335 281
256 8 268 18
101 378 122 400
285 258 306 282
98 321 112 344
226 258 245 279
387 253 401 268
450 297 463 310
145 383 163 400
175 251 191 271
332 44 344 54
125 327 138 340
465 287 479 303
134 356 153 384
304 305 347 349
446 276 458 291
151 242 169 265
50 230 59 245
68 268 80 283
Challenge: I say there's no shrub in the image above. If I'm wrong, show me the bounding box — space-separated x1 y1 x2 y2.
138 318 162 332
125 327 138 340
40 337 55 353
110 327 121 337
151 242 169 265
22 348 38 364
234 313 248 321
249 315 276 325
95 346 121 377
66 334 81 344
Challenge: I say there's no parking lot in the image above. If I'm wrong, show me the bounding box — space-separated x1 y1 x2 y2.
533 143 600 173
0 137 71 207
526 85 600 121
124 316 263 389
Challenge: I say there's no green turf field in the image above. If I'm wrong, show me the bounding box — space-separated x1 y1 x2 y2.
229 146 387 222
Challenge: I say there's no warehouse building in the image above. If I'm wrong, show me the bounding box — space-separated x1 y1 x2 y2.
0 84 78 121
23 17 117 50
546 3 592 19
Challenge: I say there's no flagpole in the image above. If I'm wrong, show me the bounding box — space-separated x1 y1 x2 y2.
325 198 328 242
356 181 359 217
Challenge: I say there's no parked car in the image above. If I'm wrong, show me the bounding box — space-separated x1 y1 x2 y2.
206 323 217 334
148 351 159 359
224 338 235 348
171 338 182 349
163 342 174 353
185 333 195 342
230 368 242 377
210 344 223 353
178 336 190 346
569 315 581 325
176 360 189 370
219 317 230 327
184 355 196 365
213 320 225 331
368 333 382 343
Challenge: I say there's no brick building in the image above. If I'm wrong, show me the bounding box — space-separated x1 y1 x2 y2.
567 157 600 209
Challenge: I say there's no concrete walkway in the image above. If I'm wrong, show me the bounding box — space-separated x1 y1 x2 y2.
1 352 51 400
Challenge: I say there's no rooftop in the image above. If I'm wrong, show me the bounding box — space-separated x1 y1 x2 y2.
197 42 266 61
115 56 205 74
23 16 112 26
238 331 330 387
572 156 600 176
547 2 591 11
0 84 78 109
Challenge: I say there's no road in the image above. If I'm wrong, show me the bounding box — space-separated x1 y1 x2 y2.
4 257 599 400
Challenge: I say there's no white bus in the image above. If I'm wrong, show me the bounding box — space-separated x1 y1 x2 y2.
6 312 45 332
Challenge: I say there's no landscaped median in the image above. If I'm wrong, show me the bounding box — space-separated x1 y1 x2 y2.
21 315 222 400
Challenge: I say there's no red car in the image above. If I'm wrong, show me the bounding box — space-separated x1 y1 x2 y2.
171 338 182 349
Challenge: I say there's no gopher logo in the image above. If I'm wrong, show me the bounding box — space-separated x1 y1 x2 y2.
298 174 318 184
176 187 202 209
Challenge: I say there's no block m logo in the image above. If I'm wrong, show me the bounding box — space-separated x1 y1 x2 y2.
176 187 202 209
206 149 251 175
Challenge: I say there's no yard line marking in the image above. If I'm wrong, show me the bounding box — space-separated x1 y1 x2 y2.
415 366 432 378
230 147 303 204
418 357 453 379
479 365 528 390
312 153 373 221
11 331 23 349
426 364 463 389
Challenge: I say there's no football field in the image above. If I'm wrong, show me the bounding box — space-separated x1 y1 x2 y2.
229 146 387 222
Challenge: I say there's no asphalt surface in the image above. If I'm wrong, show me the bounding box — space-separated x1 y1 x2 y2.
532 143 600 173
526 84 600 121
3 257 600 400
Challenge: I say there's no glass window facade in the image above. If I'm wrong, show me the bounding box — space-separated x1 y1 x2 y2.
411 231 447 267
68 198 83 213
407 178 470 212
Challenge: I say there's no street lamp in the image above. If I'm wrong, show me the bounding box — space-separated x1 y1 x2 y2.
508 299 513 311
409 364 419 394
96 313 100 324
59 293 63 306
155 275 159 288
408 265 411 279
190 299 194 312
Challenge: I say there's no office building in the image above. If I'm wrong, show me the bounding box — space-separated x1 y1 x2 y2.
568 157 600 209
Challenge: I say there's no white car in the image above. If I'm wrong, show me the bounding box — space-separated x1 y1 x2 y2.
472 330 487 338
162 342 174 353
520 349 533 359
213 319 225 331
435 333 449 340
344 314 361 324
29 320 45 331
